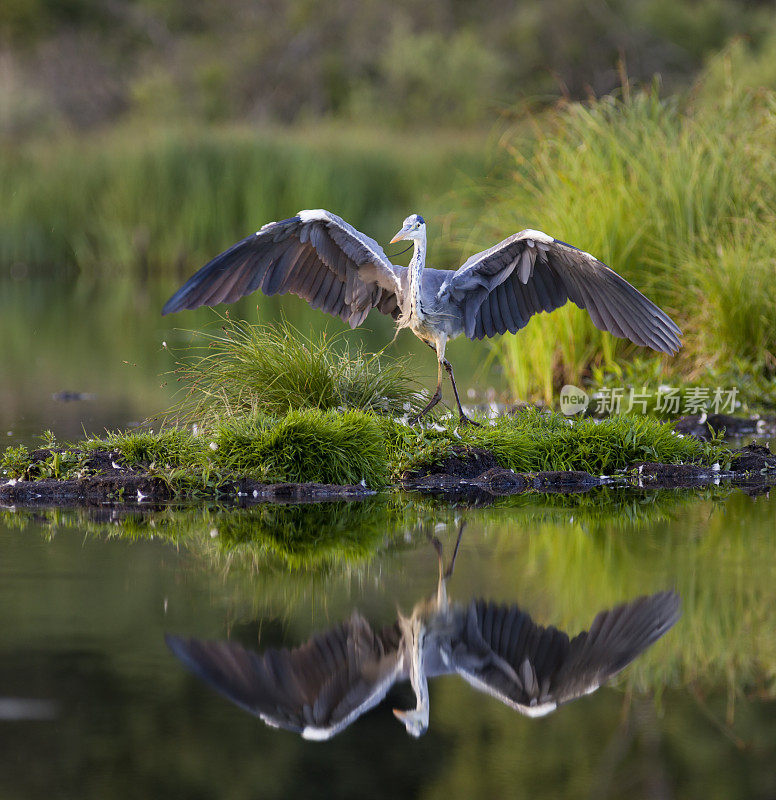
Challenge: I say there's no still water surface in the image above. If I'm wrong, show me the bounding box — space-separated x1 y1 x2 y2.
2 487 775 799
2 273 776 798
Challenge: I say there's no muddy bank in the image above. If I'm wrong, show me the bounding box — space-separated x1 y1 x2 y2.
0 476 374 507
0 447 373 507
400 443 776 500
2 443 774 507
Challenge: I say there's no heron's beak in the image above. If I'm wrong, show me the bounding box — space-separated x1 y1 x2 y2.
390 225 410 244
392 707 427 737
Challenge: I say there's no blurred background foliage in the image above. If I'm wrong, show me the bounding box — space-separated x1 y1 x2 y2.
3 0 776 421
3 0 776 134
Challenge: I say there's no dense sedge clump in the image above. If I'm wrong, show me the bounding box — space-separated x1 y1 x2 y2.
211 409 389 486
477 78 776 402
171 318 426 421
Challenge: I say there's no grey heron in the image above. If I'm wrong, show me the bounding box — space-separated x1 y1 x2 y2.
166 531 680 739
162 210 682 424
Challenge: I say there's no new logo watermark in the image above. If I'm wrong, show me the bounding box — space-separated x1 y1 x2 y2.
559 384 590 416
558 384 739 416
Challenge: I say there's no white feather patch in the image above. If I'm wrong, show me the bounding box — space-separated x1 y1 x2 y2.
519 229 554 244
521 701 557 718
298 209 331 223
302 725 335 741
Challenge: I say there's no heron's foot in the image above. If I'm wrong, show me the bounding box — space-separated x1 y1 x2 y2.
410 388 442 425
457 411 481 427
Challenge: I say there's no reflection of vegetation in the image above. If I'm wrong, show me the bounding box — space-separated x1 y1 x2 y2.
482 75 776 404
202 500 404 572
491 484 729 528
469 493 776 702
3 484 775 702
0 497 419 574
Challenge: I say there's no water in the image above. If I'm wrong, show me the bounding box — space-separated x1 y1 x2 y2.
2 487 775 799
2 272 776 798
0 277 499 446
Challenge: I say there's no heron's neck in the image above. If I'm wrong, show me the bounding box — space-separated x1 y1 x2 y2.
409 236 426 315
409 620 430 717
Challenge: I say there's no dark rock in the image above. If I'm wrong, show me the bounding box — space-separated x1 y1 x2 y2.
626 462 723 488
477 468 528 494
0 476 171 505
730 443 776 472
52 391 95 402
674 414 776 439
531 471 600 491
403 447 500 481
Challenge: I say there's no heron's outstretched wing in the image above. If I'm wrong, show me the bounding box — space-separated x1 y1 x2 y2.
162 210 407 327
166 613 405 740
437 230 682 353
450 592 680 717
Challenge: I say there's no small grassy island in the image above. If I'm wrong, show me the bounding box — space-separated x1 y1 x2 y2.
2 321 774 506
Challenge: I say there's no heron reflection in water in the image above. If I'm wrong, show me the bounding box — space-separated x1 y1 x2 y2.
163 211 681 424
166 527 680 739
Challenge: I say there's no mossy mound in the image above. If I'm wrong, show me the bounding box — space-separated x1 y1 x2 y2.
2 407 735 501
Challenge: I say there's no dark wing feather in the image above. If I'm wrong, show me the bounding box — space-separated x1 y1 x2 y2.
162 210 407 328
451 592 680 716
438 230 682 353
165 611 404 740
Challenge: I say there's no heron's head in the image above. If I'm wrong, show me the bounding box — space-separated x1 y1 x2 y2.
390 214 426 244
393 706 429 738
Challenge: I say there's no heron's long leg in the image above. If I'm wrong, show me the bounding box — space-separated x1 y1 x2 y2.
443 360 480 426
444 520 466 579
410 358 443 424
430 520 466 605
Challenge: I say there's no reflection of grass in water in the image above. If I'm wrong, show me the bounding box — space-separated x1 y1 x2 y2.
475 491 776 704
204 501 399 572
0 497 419 574
4 487 774 702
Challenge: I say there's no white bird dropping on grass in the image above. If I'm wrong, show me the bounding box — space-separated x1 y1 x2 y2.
209 441 218 451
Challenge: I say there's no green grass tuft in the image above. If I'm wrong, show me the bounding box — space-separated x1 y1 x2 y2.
389 408 727 478
98 428 206 469
172 317 425 421
212 409 388 486
0 444 31 479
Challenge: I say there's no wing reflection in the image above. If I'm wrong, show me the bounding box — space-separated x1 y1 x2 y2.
166 526 680 739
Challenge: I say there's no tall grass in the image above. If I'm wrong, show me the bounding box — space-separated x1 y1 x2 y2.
476 77 776 402
0 123 484 279
172 317 425 421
